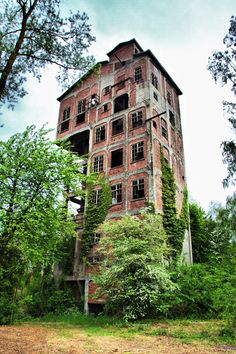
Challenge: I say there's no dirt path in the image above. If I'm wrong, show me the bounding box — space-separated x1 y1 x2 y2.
0 325 234 354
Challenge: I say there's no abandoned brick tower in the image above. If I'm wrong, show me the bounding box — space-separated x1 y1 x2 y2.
56 39 192 313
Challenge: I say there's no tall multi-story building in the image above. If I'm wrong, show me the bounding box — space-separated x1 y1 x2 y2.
56 39 192 313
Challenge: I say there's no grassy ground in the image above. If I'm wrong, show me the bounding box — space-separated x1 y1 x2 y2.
17 313 236 346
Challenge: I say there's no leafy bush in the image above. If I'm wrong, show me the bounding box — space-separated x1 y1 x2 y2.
95 213 176 321
170 262 236 321
19 272 78 317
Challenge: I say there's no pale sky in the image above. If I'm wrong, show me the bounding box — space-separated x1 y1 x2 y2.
0 0 235 209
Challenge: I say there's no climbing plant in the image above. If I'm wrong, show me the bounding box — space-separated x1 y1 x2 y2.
81 177 111 257
160 148 189 257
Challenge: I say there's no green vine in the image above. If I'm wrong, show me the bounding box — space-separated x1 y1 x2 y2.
160 148 189 257
81 177 111 257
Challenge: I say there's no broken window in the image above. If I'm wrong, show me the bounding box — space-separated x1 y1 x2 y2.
92 233 101 244
93 155 104 172
167 91 172 105
76 99 86 124
61 107 70 132
153 120 157 129
114 94 128 113
95 125 106 143
104 86 110 95
132 178 145 200
91 93 99 108
134 66 142 83
111 148 123 168
88 256 101 263
111 184 122 204
151 73 158 89
112 118 123 135
153 91 158 101
132 110 143 129
103 104 108 112
92 189 102 206
132 141 144 162
161 118 168 140
169 110 175 127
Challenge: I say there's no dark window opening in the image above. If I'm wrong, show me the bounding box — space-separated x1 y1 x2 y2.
133 178 145 200
161 118 168 140
153 91 158 101
61 120 69 132
111 148 123 168
94 155 104 172
111 184 122 204
76 112 85 124
114 94 128 113
153 120 157 129
134 66 142 83
103 104 108 112
112 118 123 135
77 99 86 124
167 91 172 105
132 110 143 129
92 233 101 244
68 130 89 156
164 157 169 165
95 125 106 143
152 73 158 89
132 141 144 162
88 256 101 263
61 107 70 132
169 110 175 126
104 86 110 95
92 189 102 206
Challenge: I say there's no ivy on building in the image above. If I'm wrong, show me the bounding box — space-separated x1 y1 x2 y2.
81 177 111 257
160 148 189 257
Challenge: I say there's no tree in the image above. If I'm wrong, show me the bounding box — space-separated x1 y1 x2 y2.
189 203 213 263
189 198 236 264
0 0 95 109
208 15 236 186
95 213 177 321
0 125 89 322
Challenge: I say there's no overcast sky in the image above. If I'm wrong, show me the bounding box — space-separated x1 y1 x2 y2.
0 0 235 209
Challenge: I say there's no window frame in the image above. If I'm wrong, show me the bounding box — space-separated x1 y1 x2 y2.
95 125 106 143
131 110 143 129
112 117 124 136
161 118 168 140
131 141 144 162
134 66 142 83
132 178 145 200
92 189 102 206
111 183 122 204
93 155 104 172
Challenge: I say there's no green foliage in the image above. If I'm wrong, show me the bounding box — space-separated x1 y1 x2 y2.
0 0 95 108
190 195 236 263
171 261 236 323
81 178 111 256
208 16 236 186
0 125 87 323
19 272 78 317
95 214 177 321
189 203 213 263
160 149 188 257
